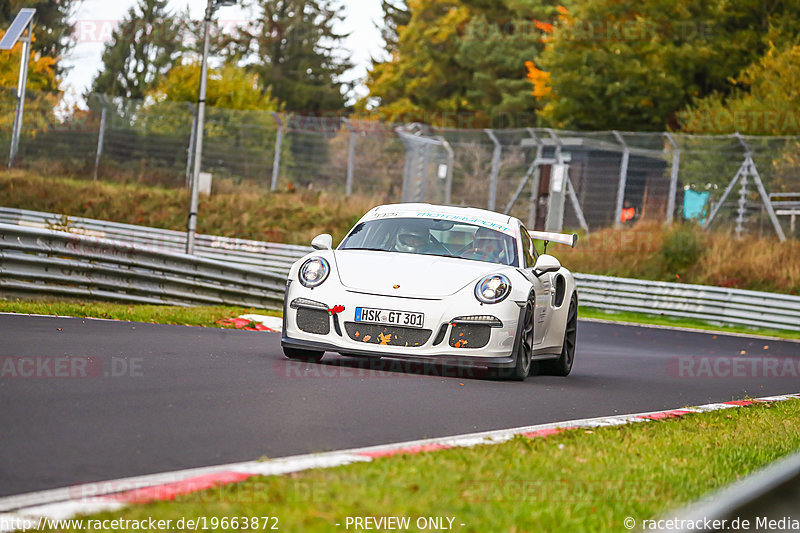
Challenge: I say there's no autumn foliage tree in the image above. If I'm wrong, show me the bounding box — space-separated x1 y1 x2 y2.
1 0 78 75
0 28 60 132
149 61 279 111
364 0 559 128
529 0 800 131
679 44 800 136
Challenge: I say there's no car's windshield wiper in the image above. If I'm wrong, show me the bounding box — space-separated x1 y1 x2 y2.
341 247 390 252
417 252 464 260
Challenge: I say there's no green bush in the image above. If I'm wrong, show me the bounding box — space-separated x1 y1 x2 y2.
660 225 703 274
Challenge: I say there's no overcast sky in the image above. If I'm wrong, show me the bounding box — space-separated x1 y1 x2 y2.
61 0 386 105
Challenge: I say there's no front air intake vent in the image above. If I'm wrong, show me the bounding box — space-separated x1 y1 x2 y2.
449 324 491 349
296 308 330 335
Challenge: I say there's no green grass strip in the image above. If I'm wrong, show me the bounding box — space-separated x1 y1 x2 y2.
2 299 798 341
0 299 278 328
46 400 800 532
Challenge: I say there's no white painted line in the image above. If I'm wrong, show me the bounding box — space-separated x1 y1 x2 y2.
2 391 797 524
229 453 371 477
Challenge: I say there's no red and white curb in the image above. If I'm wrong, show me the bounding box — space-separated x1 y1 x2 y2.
1 392 799 529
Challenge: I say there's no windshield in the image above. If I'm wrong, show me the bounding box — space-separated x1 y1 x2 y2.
339 217 519 266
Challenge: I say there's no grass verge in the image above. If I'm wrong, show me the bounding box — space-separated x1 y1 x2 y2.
580 306 800 341
2 299 798 340
48 399 800 532
0 170 375 244
0 299 278 328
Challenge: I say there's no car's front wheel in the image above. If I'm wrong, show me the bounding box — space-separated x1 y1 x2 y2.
540 294 577 376
493 294 533 381
283 346 324 363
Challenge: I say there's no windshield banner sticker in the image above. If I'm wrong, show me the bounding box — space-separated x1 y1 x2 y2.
365 210 513 234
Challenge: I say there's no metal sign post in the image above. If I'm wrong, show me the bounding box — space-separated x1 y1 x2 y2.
1 8 37 168
186 0 237 254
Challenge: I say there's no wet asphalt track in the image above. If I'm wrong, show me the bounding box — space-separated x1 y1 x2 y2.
1 313 799 497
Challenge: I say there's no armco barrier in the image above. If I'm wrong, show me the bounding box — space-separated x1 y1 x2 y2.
1 207 798 330
658 447 800 533
0 224 287 309
0 207 310 275
575 273 800 331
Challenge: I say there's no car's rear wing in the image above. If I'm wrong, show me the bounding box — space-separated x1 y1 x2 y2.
529 231 578 248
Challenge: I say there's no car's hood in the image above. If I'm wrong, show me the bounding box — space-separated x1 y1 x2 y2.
333 250 505 298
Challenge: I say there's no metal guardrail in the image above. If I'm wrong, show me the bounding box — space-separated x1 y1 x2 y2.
0 207 310 276
0 223 287 309
575 273 800 331
656 448 800 532
1 207 798 330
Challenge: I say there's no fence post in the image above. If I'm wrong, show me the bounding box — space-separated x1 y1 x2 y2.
418 143 431 202
613 131 630 228
185 104 197 188
270 112 284 192
343 118 356 196
401 144 413 202
93 104 107 181
527 129 543 228
544 129 567 232
8 24 32 168
485 129 501 211
664 133 680 225
438 136 454 205
736 133 786 242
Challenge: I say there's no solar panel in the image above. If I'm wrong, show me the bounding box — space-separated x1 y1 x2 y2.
0 8 36 50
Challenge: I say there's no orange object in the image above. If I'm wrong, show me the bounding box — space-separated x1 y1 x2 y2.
620 206 635 223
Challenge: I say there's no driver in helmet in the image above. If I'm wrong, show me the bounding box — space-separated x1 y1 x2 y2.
394 222 433 254
466 227 505 263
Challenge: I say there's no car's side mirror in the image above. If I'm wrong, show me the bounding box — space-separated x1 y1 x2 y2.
311 234 333 250
533 254 561 276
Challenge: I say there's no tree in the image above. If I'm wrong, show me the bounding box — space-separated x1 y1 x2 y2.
0 0 78 75
0 29 58 92
91 0 183 99
362 0 558 128
0 28 60 132
530 0 800 131
380 0 410 54
222 0 352 114
149 61 279 111
680 44 800 136
139 61 283 178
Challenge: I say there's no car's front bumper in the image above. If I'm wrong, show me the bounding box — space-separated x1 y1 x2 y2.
281 335 518 369
281 280 523 368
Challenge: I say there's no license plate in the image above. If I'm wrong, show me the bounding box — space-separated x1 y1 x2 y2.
355 307 425 328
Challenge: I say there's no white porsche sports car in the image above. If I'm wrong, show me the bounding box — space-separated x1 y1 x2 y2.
281 203 578 381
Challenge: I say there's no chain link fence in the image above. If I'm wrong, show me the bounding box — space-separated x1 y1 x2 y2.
2 88 800 239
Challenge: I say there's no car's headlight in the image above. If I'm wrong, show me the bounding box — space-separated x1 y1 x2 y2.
474 274 511 304
299 257 330 288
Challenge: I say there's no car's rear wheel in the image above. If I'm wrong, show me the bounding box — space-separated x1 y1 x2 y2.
493 294 533 381
540 294 577 376
283 346 324 363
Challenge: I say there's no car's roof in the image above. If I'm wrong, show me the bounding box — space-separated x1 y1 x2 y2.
367 203 517 227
